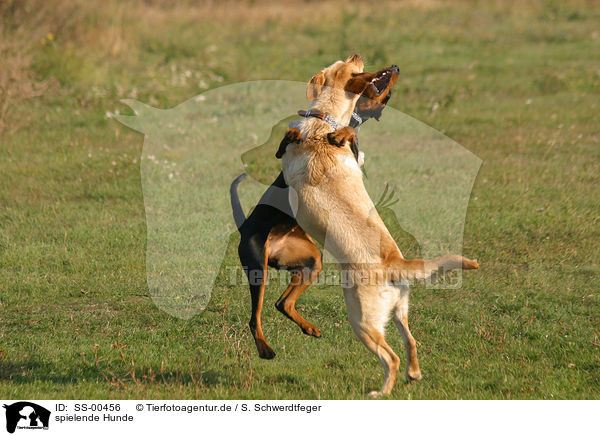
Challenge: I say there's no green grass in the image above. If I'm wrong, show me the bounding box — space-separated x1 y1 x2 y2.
1 0 599 399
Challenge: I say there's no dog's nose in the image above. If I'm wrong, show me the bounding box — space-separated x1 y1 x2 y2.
391 65 400 72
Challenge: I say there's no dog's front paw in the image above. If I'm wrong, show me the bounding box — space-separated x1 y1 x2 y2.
368 390 384 399
275 128 302 159
327 126 356 148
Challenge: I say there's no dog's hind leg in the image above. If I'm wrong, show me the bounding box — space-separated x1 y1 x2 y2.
343 286 401 398
273 229 323 337
275 267 322 338
392 282 422 382
248 272 274 359
240 238 275 359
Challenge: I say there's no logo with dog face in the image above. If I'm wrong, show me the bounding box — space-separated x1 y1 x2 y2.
3 402 50 433
115 80 481 319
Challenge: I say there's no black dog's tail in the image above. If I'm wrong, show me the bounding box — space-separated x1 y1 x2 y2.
230 173 247 230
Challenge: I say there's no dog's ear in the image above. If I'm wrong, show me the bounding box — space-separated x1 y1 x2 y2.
345 72 377 96
307 71 325 101
345 53 362 63
345 53 364 70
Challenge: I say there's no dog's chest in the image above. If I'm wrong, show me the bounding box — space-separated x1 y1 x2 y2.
337 153 362 174
281 147 310 187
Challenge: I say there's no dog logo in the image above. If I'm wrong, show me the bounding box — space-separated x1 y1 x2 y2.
2 402 50 433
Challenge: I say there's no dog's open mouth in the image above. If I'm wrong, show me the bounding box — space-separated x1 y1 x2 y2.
371 65 400 96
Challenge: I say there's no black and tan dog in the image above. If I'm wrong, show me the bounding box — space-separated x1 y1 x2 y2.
230 65 399 359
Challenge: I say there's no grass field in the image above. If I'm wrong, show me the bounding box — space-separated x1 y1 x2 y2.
1 0 599 399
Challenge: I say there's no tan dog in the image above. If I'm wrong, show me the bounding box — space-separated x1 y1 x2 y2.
280 54 479 397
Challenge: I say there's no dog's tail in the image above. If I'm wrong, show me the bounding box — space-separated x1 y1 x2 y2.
230 173 248 230
388 254 479 282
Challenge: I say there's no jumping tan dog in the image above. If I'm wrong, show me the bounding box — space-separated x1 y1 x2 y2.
279 54 479 397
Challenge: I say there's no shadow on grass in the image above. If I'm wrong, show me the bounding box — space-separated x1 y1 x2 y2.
0 358 232 390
